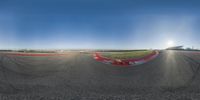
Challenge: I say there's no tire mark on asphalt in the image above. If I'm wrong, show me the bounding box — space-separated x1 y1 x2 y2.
3 55 63 77
2 55 38 77
181 54 200 86
0 54 20 93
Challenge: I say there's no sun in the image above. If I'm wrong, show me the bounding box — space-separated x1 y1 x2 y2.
166 40 174 47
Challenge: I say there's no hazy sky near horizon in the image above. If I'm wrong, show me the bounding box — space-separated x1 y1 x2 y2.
0 0 200 49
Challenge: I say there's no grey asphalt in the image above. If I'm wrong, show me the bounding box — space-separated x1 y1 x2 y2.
0 50 200 100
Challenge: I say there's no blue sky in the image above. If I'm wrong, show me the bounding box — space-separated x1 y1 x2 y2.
0 0 200 49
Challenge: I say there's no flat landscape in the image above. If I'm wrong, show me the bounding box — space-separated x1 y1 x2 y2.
102 50 153 59
0 50 200 99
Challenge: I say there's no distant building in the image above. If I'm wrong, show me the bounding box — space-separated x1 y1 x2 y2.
166 46 183 50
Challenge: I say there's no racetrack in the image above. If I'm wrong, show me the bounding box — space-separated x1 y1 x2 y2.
0 50 200 99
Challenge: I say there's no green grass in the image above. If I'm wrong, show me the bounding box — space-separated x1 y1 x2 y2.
102 50 153 59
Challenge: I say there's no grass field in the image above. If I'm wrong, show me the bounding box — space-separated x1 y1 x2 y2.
102 50 153 59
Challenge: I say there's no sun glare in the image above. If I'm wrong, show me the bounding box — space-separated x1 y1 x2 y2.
166 40 174 47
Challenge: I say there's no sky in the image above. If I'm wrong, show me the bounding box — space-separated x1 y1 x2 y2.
0 0 200 49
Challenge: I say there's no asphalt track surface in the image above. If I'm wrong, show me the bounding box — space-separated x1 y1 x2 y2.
0 50 200 100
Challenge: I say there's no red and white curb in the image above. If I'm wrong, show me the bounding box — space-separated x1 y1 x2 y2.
93 51 159 66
